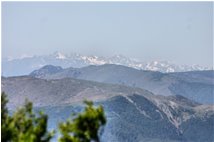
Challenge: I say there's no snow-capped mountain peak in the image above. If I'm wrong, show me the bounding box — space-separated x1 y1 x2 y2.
80 55 106 65
51 51 66 59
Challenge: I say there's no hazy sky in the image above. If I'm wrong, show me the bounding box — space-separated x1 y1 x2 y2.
2 2 213 66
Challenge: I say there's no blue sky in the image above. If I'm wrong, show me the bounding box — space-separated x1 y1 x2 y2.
2 2 213 66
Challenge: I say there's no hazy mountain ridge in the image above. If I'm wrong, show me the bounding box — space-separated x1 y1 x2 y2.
2 76 214 142
30 64 214 104
2 52 211 76
2 75 151 108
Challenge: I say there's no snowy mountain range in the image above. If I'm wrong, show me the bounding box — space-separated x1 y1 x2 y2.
2 51 212 76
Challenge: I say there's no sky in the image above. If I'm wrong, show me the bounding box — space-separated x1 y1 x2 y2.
2 2 213 67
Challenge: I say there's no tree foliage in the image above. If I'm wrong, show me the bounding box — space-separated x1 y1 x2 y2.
1 92 54 142
1 92 13 142
58 101 106 142
1 93 106 142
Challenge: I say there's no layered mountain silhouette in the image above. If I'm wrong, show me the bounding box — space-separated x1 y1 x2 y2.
29 64 214 104
2 75 214 142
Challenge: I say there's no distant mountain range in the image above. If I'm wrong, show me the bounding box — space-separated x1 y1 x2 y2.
2 76 214 142
2 52 214 142
30 64 214 104
2 51 211 76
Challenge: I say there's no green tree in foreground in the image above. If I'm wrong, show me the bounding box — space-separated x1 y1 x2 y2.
1 92 106 142
1 92 13 141
58 101 106 142
1 92 54 142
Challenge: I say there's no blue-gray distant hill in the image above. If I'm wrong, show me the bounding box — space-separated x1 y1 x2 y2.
30 64 214 104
